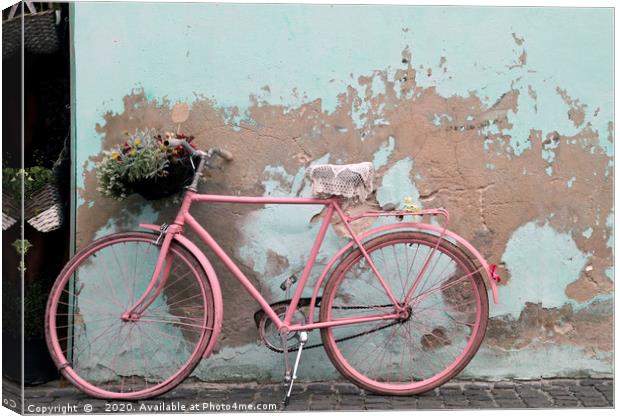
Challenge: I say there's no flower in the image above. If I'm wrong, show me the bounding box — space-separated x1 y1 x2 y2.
96 128 196 200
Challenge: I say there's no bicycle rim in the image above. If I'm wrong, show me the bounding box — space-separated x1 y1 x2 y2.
45 232 215 400
320 231 488 395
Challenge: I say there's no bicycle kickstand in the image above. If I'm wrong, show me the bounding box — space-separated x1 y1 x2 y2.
282 331 308 407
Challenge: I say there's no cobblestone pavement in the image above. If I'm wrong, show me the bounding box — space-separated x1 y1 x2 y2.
2 377 613 413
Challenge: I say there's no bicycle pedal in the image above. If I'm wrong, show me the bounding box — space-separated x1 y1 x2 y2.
280 275 298 291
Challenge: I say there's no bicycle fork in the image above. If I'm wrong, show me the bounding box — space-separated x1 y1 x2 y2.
122 224 177 321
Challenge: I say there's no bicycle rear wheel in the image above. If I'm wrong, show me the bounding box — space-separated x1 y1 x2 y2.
320 231 488 395
45 232 216 400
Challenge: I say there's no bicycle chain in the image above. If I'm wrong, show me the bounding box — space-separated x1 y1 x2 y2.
265 304 399 353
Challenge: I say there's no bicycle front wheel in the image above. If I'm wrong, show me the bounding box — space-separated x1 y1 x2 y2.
320 231 488 395
45 232 217 400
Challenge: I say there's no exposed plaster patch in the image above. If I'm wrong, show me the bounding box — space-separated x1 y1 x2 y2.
508 50 527 70
557 86 587 129
511 32 525 46
486 300 612 353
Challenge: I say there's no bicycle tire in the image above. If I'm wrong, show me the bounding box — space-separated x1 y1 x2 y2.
45 231 217 400
320 231 488 395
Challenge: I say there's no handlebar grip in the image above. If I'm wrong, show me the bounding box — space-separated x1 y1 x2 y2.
165 138 233 162
164 138 184 147
164 138 196 155
216 149 234 161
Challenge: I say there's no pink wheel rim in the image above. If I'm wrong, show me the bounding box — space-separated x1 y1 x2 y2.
46 234 214 399
323 234 486 393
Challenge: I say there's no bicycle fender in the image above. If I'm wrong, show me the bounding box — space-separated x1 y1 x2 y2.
139 223 223 358
309 222 499 322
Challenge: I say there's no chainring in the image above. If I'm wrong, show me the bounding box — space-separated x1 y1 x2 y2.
257 303 308 352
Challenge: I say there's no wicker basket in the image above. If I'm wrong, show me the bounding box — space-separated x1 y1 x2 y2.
24 183 63 233
129 162 195 200
2 2 59 60
2 15 20 60
2 192 19 231
24 9 59 55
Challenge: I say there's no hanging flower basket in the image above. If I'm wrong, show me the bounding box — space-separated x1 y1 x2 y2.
23 4 60 55
96 130 197 201
2 13 20 60
2 166 64 233
24 183 63 232
2 192 19 231
129 160 195 200
2 2 60 60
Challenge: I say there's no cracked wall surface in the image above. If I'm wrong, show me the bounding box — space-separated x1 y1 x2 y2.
73 4 613 381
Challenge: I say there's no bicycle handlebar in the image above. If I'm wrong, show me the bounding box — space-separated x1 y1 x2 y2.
164 138 233 162
215 148 234 161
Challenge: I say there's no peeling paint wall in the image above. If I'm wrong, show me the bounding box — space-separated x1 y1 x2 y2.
73 3 613 381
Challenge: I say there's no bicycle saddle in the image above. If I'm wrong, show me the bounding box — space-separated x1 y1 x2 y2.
305 162 375 201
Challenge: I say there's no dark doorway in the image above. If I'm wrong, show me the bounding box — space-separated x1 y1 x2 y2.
2 2 71 386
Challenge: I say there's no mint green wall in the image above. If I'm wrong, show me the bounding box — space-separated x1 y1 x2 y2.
73 3 613 381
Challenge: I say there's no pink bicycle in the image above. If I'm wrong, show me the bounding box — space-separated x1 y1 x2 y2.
45 138 501 404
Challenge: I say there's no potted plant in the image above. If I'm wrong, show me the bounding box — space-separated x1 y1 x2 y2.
2 167 24 230
2 166 63 232
3 240 58 385
96 129 196 200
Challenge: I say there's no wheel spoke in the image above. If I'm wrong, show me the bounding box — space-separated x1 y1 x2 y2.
321 232 488 394
411 268 481 305
46 235 215 399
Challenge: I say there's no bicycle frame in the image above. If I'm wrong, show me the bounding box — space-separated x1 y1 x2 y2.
128 188 500 335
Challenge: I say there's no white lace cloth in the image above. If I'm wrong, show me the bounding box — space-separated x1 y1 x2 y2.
305 162 375 201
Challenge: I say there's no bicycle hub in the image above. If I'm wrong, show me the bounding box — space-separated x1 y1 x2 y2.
121 312 141 322
397 305 413 322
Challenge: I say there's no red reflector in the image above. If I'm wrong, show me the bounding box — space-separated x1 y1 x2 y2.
489 264 502 283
